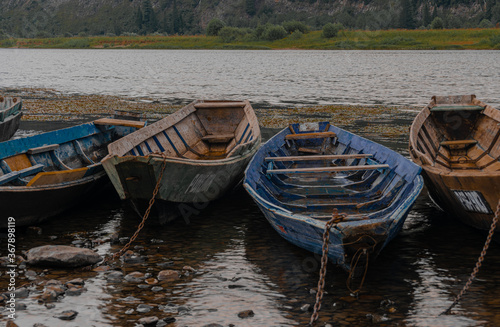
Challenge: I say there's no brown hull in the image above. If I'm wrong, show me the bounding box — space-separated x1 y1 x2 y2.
409 95 500 231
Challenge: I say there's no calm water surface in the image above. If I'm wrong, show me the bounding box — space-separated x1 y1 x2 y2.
1 49 500 326
1 49 500 107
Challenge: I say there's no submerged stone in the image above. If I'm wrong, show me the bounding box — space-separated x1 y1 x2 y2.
26 245 101 268
54 310 78 320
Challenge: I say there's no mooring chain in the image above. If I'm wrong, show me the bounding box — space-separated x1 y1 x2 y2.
99 153 168 267
309 211 345 325
441 199 500 315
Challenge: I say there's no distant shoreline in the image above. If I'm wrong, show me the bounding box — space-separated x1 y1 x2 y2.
2 28 500 50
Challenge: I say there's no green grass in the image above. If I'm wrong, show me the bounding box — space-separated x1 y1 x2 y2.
3 28 500 50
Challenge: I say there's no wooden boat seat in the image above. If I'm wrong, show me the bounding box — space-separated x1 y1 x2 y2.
285 132 336 140
430 105 484 112
27 144 60 154
194 102 246 109
94 118 146 129
297 147 321 154
267 164 390 174
265 154 373 162
440 139 478 149
201 134 235 143
0 164 44 186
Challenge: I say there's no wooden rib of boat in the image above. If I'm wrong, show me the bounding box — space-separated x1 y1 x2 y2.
243 122 423 274
0 96 22 141
0 118 145 228
101 100 261 224
409 95 500 231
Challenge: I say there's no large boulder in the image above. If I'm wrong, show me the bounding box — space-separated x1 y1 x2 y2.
26 245 101 268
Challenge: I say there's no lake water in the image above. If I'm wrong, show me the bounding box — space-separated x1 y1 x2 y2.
1 49 500 107
1 49 500 326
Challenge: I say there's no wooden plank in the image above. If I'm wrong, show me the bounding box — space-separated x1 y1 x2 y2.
298 147 321 154
201 134 235 143
265 154 373 162
194 102 246 109
4 154 33 170
285 132 336 140
431 105 484 112
0 164 44 186
267 164 390 174
27 167 88 186
440 140 478 146
27 144 60 155
94 118 146 129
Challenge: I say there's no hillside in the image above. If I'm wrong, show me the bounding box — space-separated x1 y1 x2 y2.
0 0 499 37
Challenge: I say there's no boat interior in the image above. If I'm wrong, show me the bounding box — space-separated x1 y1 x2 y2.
413 95 500 172
251 122 421 220
0 119 141 187
115 101 260 160
0 96 22 122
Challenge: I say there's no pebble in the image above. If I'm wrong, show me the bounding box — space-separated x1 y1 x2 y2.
125 309 134 315
145 277 158 285
18 262 27 269
45 303 56 309
14 287 30 298
26 245 101 268
106 271 124 282
151 286 163 292
40 290 58 303
124 271 146 283
49 236 58 240
54 310 78 320
65 287 83 296
163 317 176 323
237 309 254 318
15 302 27 310
300 304 311 312
33 324 49 327
25 270 37 279
158 270 179 281
203 324 223 327
138 284 150 289
46 285 66 296
137 316 158 326
136 304 153 313
67 278 84 286
119 237 130 244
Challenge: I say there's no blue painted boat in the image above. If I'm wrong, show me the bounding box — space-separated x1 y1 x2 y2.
0 118 145 228
0 96 22 141
243 122 424 274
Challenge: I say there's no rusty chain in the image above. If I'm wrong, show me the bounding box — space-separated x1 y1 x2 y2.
309 210 344 325
441 199 500 315
98 153 168 267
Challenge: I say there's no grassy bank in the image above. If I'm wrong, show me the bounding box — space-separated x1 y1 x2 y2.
2 28 500 50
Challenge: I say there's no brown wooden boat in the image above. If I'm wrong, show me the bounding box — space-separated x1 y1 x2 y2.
409 95 500 231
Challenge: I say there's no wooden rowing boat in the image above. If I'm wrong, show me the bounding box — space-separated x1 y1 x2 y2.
409 95 500 231
0 118 145 228
102 100 261 223
244 122 423 274
0 96 22 141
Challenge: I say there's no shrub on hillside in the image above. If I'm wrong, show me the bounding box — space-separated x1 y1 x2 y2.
218 27 250 43
322 23 343 38
430 17 444 29
263 25 287 41
479 19 494 28
289 30 303 40
207 19 225 36
282 21 309 34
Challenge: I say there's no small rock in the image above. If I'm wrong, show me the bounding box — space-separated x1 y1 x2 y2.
109 232 119 244
15 302 27 310
138 284 150 289
24 270 37 279
6 321 19 327
122 251 146 264
309 288 317 295
237 310 254 318
125 309 134 315
54 310 78 320
34 324 49 327
49 236 58 240
45 303 56 309
182 265 195 272
65 287 83 296
18 262 27 269
163 317 176 323
106 271 124 282
157 270 179 281
151 286 163 292
93 265 111 272
202 324 223 327
26 245 101 268
40 290 58 303
145 278 158 285
125 271 145 283
67 278 84 286
14 287 30 298
119 237 130 244
46 285 66 296
138 316 158 326
150 239 164 244
136 304 153 313
300 304 311 312
45 279 63 286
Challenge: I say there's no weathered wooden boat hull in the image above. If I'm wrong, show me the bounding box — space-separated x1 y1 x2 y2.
0 119 143 227
244 122 423 273
0 171 107 228
0 96 22 141
410 95 500 231
102 100 261 223
0 112 22 142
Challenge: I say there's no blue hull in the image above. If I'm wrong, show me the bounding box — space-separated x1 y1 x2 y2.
244 122 423 273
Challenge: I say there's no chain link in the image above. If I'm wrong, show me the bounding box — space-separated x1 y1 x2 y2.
309 210 344 325
99 153 168 267
441 199 500 315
